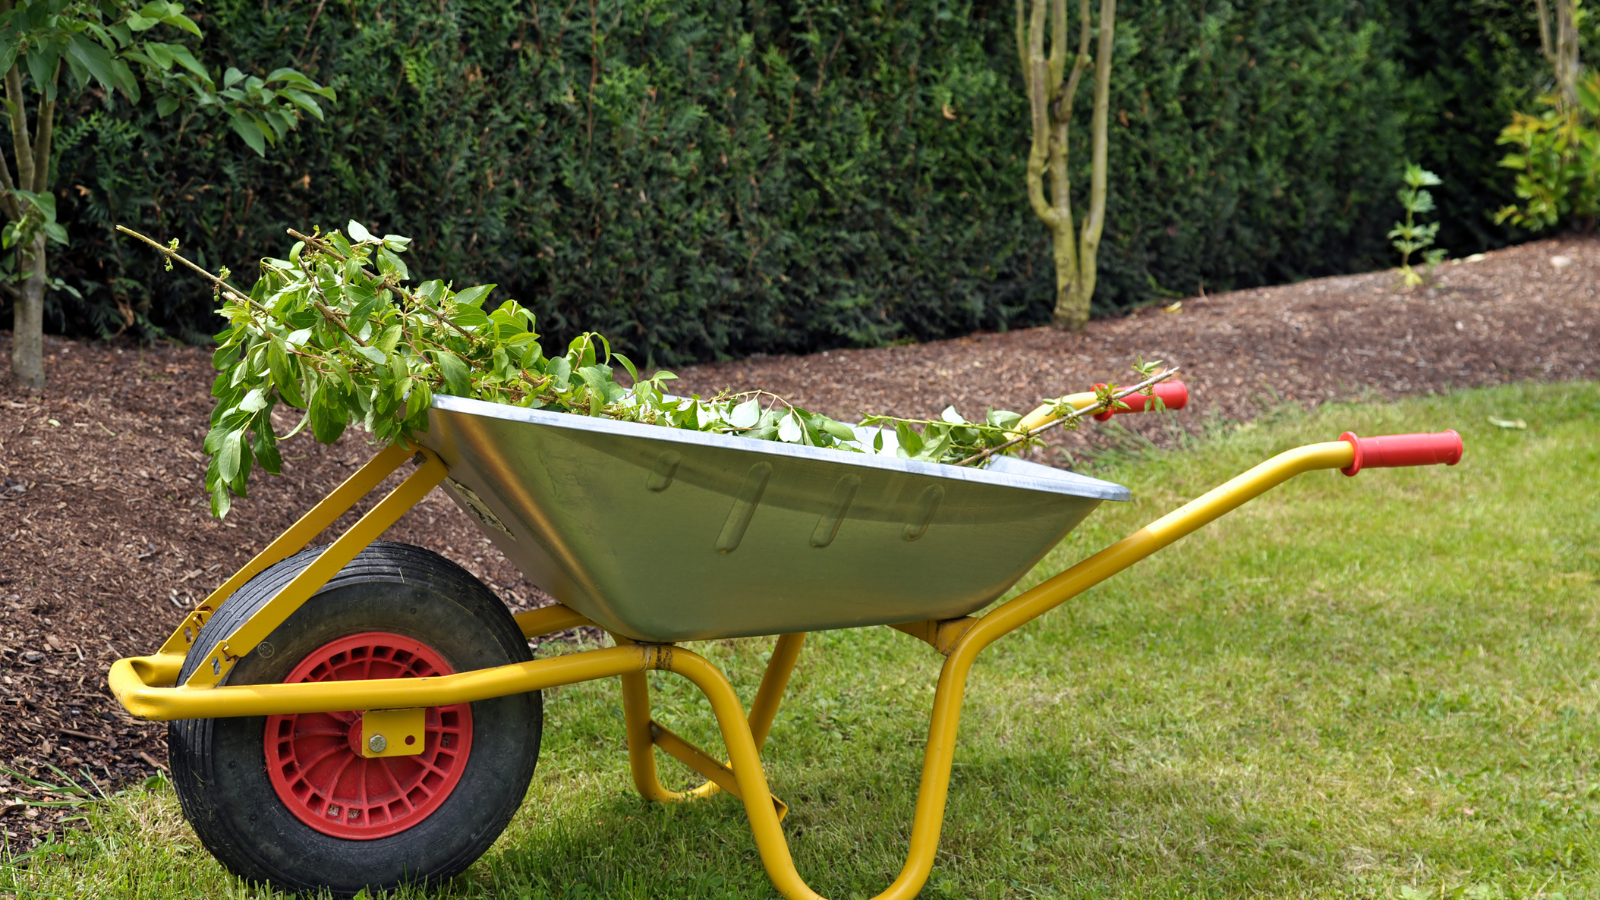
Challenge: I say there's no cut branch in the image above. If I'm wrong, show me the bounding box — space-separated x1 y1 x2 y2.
115 226 251 299
954 366 1178 467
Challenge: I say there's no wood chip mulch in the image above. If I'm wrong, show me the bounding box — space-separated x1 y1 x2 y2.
674 234 1599 464
1 233 1596 850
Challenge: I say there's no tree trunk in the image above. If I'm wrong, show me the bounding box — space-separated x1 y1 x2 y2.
1020 0 1111 333
1050 225 1088 330
1537 0 1582 109
11 234 46 389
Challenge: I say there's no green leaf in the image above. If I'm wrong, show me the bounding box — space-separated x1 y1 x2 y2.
729 398 761 429
354 344 387 365
267 340 304 407
252 423 282 474
308 389 348 443
449 307 490 329
347 220 375 242
435 351 471 396
452 284 494 308
546 356 571 391
577 365 614 398
229 114 266 156
160 11 203 36
25 45 60 100
212 341 242 370
237 387 269 413
143 42 175 68
613 352 639 385
820 419 855 441
894 421 923 458
375 324 402 358
986 409 1022 431
223 66 245 88
378 247 409 280
156 95 180 117
163 43 211 82
217 429 243 482
67 34 132 99
778 411 803 443
209 476 231 519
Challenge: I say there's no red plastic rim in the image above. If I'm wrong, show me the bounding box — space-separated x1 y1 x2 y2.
264 632 472 840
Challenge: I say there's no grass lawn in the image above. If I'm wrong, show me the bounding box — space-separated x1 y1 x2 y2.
5 381 1598 899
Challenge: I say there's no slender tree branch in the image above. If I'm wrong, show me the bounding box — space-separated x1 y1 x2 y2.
1079 0 1115 255
29 62 60 194
954 366 1178 467
115 225 251 299
311 298 371 346
1022 0 1060 228
1058 0 1091 120
0 104 21 222
1046 0 1067 94
5 63 33 194
1535 0 1553 63
1015 0 1028 90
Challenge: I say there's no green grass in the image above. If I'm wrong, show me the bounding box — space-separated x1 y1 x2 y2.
6 381 1598 900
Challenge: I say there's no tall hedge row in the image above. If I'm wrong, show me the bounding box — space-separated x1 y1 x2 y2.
37 0 1545 364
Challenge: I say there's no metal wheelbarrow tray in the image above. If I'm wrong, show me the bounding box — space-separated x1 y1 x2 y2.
424 394 1125 642
107 384 1465 900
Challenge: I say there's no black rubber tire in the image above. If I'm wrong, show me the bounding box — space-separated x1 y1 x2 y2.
168 541 541 897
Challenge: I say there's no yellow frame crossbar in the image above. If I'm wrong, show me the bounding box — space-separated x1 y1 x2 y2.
109 439 1361 900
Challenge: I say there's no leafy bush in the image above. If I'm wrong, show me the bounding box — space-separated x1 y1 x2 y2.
31 0 1547 363
1495 69 1600 232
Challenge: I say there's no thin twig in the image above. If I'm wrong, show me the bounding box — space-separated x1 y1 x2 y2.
311 299 371 347
115 226 250 300
953 366 1179 467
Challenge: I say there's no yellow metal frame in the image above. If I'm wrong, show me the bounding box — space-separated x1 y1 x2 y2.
109 438 1363 900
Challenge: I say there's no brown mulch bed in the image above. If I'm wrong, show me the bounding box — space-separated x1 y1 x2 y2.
675 234 1599 462
1 234 1597 849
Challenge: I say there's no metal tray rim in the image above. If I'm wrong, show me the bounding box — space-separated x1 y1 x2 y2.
429 394 1130 502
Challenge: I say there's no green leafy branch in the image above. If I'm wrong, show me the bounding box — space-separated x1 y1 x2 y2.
122 224 1181 518
1388 163 1445 288
120 223 872 518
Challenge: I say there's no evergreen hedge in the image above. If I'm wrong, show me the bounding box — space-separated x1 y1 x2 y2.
37 0 1546 364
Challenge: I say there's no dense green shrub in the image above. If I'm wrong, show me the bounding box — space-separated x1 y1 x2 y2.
32 0 1545 364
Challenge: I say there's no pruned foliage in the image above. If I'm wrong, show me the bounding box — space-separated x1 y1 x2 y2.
136 222 1168 517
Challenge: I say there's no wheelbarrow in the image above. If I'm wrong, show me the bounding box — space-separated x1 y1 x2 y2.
107 381 1463 898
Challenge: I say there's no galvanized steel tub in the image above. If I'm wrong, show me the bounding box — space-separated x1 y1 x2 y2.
419 395 1128 642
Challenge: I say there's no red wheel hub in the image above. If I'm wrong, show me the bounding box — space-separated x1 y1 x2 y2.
264 632 472 840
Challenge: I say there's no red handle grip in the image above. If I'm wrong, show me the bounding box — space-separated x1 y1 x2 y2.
1339 430 1463 476
1092 381 1189 421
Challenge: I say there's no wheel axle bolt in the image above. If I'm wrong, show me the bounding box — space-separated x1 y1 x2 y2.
368 734 387 753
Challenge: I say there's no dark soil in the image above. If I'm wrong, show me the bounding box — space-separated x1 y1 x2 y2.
1 234 1597 849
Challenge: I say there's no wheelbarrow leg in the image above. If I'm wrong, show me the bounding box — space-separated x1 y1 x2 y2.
655 645 976 900
619 632 805 803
